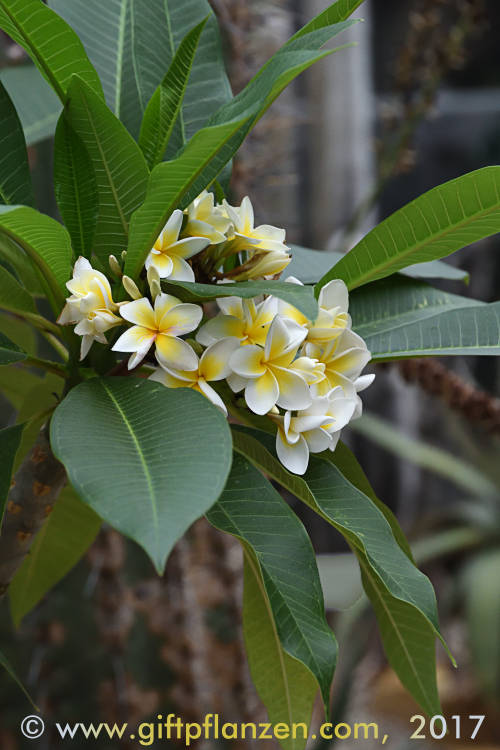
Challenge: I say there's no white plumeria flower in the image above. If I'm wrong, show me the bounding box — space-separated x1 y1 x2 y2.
184 190 232 245
57 257 121 360
304 329 372 395
228 315 311 415
196 295 277 348
288 356 326 385
272 388 357 475
145 209 210 281
223 196 289 255
112 293 202 371
149 337 240 415
278 276 351 343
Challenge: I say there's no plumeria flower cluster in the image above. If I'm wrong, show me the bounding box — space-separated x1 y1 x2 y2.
58 193 373 475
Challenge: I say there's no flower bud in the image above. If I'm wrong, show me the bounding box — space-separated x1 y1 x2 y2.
122 275 142 300
108 254 122 277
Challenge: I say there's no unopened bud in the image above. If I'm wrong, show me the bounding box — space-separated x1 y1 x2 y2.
147 266 161 300
108 254 122 277
121 250 127 261
122 275 142 300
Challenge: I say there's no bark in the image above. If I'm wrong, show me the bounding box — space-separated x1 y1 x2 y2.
0 427 67 598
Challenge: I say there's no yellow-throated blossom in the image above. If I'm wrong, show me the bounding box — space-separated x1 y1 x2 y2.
112 293 202 370
196 295 277 348
235 248 291 280
145 209 210 281
228 315 312 415
271 387 357 475
150 337 240 415
278 276 351 343
183 190 232 245
57 257 121 360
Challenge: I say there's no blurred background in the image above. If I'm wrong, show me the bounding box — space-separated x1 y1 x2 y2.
0 0 499 747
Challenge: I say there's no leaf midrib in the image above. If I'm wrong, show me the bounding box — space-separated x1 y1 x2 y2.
102 382 159 553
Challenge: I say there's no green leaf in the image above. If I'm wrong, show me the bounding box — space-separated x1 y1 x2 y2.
133 0 232 153
0 265 36 315
0 205 72 303
287 245 468 285
0 422 24 524
350 277 500 359
289 0 364 41
9 485 101 627
124 18 357 279
0 332 26 365
64 76 149 265
0 312 36 355
242 550 317 750
0 233 44 296
207 452 337 716
0 82 34 206
50 377 232 573
232 426 446 715
54 114 98 259
0 0 103 103
318 167 500 291
139 18 208 169
14 373 63 472
0 65 61 146
462 549 500 699
0 649 37 707
162 279 318 322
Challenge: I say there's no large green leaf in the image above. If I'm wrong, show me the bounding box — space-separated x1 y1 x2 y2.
350 277 500 359
0 0 103 102
0 422 24 524
133 0 232 151
0 332 26 365
0 365 41 410
124 19 357 279
0 205 72 303
0 82 34 206
49 0 231 144
0 265 36 315
232 426 445 715
0 312 36 356
318 167 500 291
290 0 364 41
0 65 61 146
287 245 468 285
207 452 337 718
162 279 318 322
54 114 98 259
13 373 63 472
242 552 317 750
9 486 101 626
50 377 233 573
0 234 44 296
138 18 208 169
64 76 149 265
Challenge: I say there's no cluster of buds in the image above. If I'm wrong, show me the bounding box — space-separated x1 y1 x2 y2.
58 193 373 474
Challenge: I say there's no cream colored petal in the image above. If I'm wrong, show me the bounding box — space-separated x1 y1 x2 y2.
229 344 266 378
354 373 375 392
159 209 184 247
155 334 198 371
167 255 195 282
303 428 332 454
226 372 247 393
240 196 254 232
119 298 156 328
273 367 312 411
145 250 174 279
199 337 241 381
112 326 155 353
217 296 243 318
329 347 371 379
149 366 196 388
245 370 279 415
73 256 93 276
276 430 309 475
160 303 202 336
153 292 183 321
184 218 227 245
80 334 94 361
169 236 210 260
196 315 245 346
318 279 349 313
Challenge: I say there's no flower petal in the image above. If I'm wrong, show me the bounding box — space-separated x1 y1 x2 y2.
157 209 183 248
229 344 266 378
318 279 349 313
145 250 174 279
227 372 247 393
196 314 245 346
119 298 156 328
168 255 195 282
160 303 203 336
155 335 198 371
303 427 332 454
169 236 210 260
273 367 312 411
197 379 228 415
245 370 279 415
112 326 155 353
199 337 241 381
276 430 309 475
